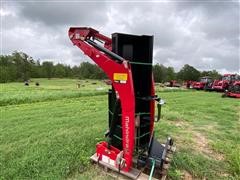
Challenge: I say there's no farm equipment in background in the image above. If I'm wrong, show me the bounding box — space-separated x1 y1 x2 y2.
185 80 194 89
212 74 236 92
189 81 198 89
192 76 213 90
222 74 240 98
166 80 181 88
103 79 112 85
69 27 175 179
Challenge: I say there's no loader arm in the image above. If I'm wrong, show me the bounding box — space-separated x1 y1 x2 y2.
68 27 135 171
68 27 174 179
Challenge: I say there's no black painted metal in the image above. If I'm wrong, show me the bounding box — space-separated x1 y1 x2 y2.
108 33 154 151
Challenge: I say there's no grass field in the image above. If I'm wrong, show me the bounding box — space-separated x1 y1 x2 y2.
1 78 239 180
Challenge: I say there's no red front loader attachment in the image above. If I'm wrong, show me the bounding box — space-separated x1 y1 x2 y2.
69 27 174 179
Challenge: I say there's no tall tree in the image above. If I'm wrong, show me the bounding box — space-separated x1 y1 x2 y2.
201 70 221 80
72 65 81 78
12 51 32 81
42 61 54 79
54 64 66 78
166 67 176 82
153 64 163 82
177 64 200 81
153 64 175 82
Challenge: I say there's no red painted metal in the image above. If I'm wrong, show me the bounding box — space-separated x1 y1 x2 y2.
96 141 120 167
192 76 212 90
69 27 136 171
184 80 195 89
193 82 204 89
213 74 235 91
224 79 240 98
69 27 112 50
226 92 240 98
150 74 155 134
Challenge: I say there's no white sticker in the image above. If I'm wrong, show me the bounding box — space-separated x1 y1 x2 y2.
120 80 127 84
102 155 109 164
109 159 115 166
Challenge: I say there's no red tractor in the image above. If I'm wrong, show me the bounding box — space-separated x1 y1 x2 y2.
222 74 240 98
212 74 236 91
192 76 213 90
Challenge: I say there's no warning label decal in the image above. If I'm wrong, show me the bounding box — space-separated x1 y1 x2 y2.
113 73 128 81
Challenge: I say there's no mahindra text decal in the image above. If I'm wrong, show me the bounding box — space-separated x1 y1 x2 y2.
124 115 130 152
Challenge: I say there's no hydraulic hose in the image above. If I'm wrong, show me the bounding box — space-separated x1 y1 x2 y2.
149 159 155 180
86 39 124 63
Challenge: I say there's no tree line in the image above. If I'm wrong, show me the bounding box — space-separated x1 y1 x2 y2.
153 64 221 83
0 51 221 83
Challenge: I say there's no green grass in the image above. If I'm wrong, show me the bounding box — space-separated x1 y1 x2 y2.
0 78 239 179
0 78 107 106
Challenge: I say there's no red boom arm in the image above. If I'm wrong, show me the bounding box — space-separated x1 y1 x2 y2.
68 27 135 171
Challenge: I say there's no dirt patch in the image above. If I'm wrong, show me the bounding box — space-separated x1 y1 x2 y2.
194 132 208 153
204 124 217 131
193 132 224 161
168 119 193 148
169 119 224 161
175 121 186 128
217 172 230 178
170 119 189 128
235 106 240 124
182 170 193 180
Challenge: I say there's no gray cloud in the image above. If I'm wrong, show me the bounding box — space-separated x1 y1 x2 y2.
18 1 108 26
1 1 239 73
108 1 239 72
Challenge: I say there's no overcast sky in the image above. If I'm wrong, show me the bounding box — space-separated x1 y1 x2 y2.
1 0 239 73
